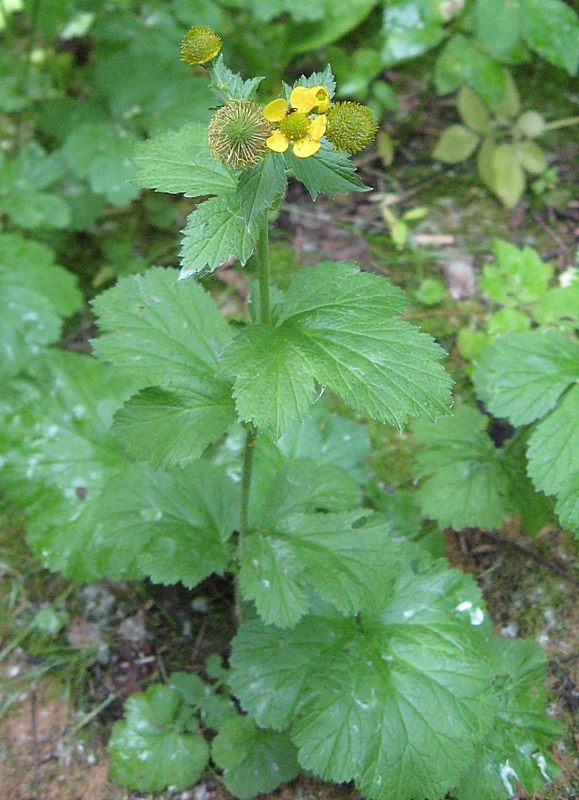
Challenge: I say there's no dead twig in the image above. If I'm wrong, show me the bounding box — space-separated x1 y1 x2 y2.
475 529 579 588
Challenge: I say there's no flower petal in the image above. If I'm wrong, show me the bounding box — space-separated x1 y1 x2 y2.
290 86 318 114
266 131 289 153
264 98 289 122
308 114 327 141
311 85 330 113
293 137 320 158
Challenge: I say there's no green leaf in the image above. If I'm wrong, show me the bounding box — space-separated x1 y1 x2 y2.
113 386 235 469
220 262 452 436
230 561 497 800
475 0 522 58
30 461 236 585
109 684 209 793
286 0 378 55
179 193 264 278
92 267 232 385
133 121 236 198
219 325 316 440
277 403 370 482
457 86 492 134
170 672 237 731
0 234 83 376
527 385 579 497
235 154 287 225
62 122 139 206
473 330 579 425
521 0 579 74
381 0 446 66
284 141 370 200
433 125 480 163
454 638 562 799
212 716 300 799
557 471 579 531
487 308 531 337
413 405 517 530
515 140 547 174
532 284 579 327
494 68 520 118
491 143 526 208
477 135 497 190
435 35 506 106
240 511 410 627
516 110 546 138
481 239 553 306
210 55 264 101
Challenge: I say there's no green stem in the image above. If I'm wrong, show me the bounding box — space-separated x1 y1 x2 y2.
543 115 579 131
235 424 257 624
257 218 271 325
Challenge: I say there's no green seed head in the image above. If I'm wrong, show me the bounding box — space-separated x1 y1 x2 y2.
181 25 222 65
207 100 272 170
279 111 311 142
326 101 378 154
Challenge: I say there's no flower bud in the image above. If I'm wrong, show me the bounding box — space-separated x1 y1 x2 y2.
326 101 378 154
181 25 222 65
207 100 272 170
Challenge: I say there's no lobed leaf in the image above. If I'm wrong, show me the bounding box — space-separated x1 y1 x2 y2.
0 234 83 376
473 330 579 425
221 262 452 437
109 685 209 793
179 193 264 278
212 716 300 799
132 121 236 197
230 561 497 800
284 141 370 200
413 405 517 530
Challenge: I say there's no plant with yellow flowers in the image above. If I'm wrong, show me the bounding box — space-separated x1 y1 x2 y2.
44 25 560 800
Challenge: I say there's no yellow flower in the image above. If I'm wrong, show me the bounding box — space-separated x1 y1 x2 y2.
263 85 330 158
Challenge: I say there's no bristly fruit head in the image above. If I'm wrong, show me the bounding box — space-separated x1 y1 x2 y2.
326 101 378 155
207 100 272 170
181 25 222 65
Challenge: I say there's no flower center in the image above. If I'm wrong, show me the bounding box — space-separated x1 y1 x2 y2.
279 112 311 142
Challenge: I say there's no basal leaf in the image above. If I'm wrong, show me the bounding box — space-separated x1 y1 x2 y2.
413 405 517 530
235 153 287 225
284 141 370 200
473 330 579 425
92 267 233 389
515 140 547 174
113 386 235 468
212 716 300 799
109 684 209 793
0 234 83 376
32 461 236 585
133 121 236 197
454 638 563 800
230 561 497 800
179 193 264 278
521 0 579 74
435 35 505 106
